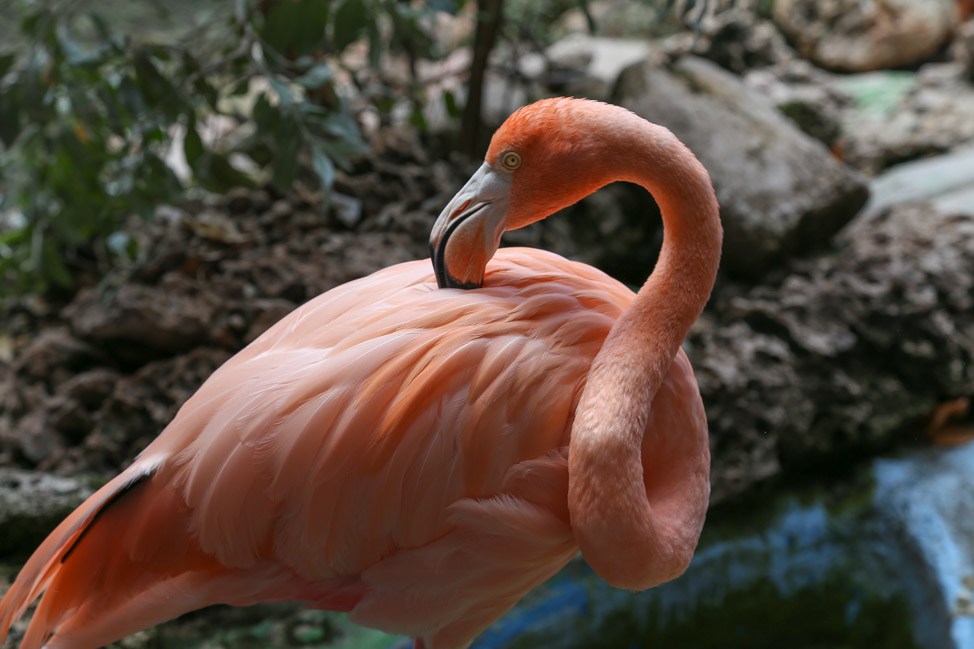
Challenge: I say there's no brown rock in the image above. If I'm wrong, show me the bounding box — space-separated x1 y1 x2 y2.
66 281 217 356
774 0 959 72
699 204 974 502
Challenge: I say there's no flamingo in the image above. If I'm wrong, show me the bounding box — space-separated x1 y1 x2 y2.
0 97 721 649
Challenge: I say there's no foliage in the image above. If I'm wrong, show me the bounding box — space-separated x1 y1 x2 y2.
0 0 450 295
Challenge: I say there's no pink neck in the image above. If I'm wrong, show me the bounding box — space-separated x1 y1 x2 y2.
567 118 721 589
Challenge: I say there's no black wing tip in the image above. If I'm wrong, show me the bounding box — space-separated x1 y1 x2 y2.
60 468 157 564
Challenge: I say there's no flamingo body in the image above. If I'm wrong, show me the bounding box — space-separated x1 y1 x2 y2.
1 98 720 649
1 249 706 649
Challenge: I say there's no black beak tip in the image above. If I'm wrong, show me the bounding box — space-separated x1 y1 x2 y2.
430 201 490 290
444 274 482 290
431 252 482 290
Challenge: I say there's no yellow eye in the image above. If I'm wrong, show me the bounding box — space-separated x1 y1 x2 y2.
500 151 521 171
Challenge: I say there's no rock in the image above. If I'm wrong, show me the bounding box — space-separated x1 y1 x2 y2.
744 60 847 147
936 185 974 215
953 20 974 80
46 368 125 442
546 33 596 72
873 443 974 648
223 186 256 215
773 0 959 72
72 348 231 473
0 468 92 557
15 329 101 385
330 192 363 229
693 202 974 502
673 8 796 75
836 68 974 173
183 209 248 244
554 0 679 40
864 146 974 217
546 34 652 100
614 56 870 277
8 411 64 467
66 280 218 357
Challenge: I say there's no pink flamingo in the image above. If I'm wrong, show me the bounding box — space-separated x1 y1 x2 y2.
0 97 721 649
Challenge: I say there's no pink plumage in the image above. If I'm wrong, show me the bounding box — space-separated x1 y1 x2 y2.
1 98 721 649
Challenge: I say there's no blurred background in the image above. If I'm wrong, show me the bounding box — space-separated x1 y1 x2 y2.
1 0 973 646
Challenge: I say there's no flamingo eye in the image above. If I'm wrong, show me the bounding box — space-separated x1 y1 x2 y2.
500 151 521 171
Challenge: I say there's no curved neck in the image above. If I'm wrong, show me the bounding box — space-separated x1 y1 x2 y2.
568 119 721 589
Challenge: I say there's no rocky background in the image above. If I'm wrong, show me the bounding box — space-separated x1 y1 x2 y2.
2 0 974 647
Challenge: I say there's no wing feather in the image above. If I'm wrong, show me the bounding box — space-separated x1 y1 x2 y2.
210 249 628 577
2 248 638 647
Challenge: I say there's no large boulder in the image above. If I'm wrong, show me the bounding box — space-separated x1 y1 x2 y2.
614 55 869 278
773 0 959 72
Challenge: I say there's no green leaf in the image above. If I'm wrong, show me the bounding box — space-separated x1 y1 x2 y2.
268 75 296 106
293 62 333 88
133 51 175 108
41 237 73 289
183 53 220 109
0 92 21 146
183 122 204 171
116 75 146 116
229 78 251 97
259 0 301 54
0 227 28 247
0 52 16 78
321 112 365 147
332 0 370 52
270 120 300 193
208 154 256 191
252 93 278 131
443 89 460 119
409 107 427 131
87 12 116 44
291 0 330 55
55 24 93 66
311 137 359 171
388 6 434 58
310 143 335 190
429 0 459 13
367 20 382 69
20 8 46 38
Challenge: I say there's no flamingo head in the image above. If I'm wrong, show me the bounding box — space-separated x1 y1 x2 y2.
430 98 627 289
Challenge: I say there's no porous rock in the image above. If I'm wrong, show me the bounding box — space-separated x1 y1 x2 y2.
697 203 974 501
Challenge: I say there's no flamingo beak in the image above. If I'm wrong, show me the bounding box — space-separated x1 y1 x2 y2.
430 164 511 289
